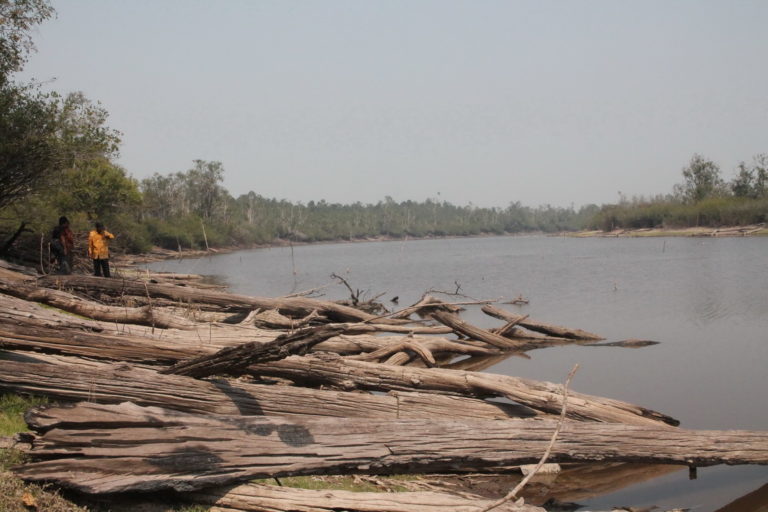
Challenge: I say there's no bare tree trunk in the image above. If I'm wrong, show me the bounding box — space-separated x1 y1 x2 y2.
0 222 31 256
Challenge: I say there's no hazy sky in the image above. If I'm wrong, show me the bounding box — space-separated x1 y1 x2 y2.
19 0 768 208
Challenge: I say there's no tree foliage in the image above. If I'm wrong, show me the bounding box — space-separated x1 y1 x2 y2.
675 154 725 203
0 0 55 83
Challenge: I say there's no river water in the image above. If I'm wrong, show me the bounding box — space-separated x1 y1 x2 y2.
148 235 768 510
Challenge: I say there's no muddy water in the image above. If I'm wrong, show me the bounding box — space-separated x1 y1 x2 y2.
149 235 768 510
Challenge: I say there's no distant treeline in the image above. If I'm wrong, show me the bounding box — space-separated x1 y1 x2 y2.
134 161 598 251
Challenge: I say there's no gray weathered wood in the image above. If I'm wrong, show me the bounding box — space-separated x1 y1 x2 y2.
186 483 544 512
0 353 538 420
250 353 679 427
38 274 385 323
16 402 767 494
162 324 351 377
482 305 604 341
0 277 196 329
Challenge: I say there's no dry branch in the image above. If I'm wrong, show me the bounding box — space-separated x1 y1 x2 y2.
162 324 351 378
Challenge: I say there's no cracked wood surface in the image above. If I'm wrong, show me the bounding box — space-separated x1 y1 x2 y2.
16 402 768 494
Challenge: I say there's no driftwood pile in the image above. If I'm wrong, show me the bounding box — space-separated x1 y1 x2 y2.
0 265 766 511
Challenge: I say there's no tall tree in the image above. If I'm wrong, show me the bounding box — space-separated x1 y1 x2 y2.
675 154 724 203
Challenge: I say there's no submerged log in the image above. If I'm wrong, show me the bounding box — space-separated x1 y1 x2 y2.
16 402 768 494
186 483 544 512
482 305 604 341
0 353 538 420
249 353 679 427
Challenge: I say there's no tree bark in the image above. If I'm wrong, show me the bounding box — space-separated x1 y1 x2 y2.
249 353 679 427
0 222 31 256
0 353 539 421
16 402 767 494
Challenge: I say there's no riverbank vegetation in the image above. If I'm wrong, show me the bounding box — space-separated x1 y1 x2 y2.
589 153 768 231
1 0 767 265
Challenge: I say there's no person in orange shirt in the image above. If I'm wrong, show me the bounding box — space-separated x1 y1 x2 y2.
88 222 115 277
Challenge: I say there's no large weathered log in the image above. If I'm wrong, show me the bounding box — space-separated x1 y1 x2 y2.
186 483 544 512
38 274 386 323
0 278 196 329
16 402 767 494
162 324 352 378
249 353 679 426
482 305 604 341
0 353 537 420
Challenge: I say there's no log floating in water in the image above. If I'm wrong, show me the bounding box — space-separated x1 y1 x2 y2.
482 305 604 341
428 309 527 349
16 402 768 494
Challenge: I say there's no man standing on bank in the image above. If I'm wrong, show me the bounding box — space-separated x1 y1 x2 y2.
88 222 115 277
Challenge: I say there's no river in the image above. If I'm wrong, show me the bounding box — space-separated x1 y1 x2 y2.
148 235 768 510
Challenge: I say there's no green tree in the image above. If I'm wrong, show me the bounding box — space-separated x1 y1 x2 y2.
0 82 60 209
676 154 725 203
52 158 140 219
0 0 55 83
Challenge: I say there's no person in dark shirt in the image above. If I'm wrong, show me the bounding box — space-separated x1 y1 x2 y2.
51 216 73 274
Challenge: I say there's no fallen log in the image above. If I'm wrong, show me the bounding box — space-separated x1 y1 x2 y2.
482 305 604 341
186 483 544 512
249 353 679 427
0 293 497 366
38 274 387 323
0 353 538 420
0 278 196 330
428 309 526 349
16 402 767 494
